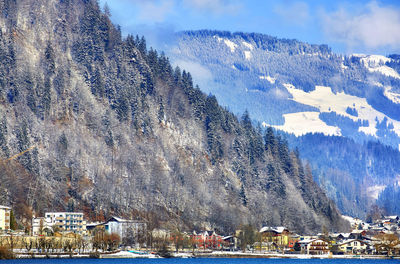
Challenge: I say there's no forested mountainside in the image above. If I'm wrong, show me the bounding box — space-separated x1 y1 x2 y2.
0 0 348 234
165 30 400 217
285 133 400 217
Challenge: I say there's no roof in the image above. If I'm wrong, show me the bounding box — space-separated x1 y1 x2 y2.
260 226 288 234
298 239 315 244
45 212 83 215
0 205 11 210
86 221 103 227
351 229 365 234
338 239 369 246
384 215 399 220
106 216 146 224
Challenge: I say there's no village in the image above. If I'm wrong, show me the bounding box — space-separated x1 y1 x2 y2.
0 205 399 258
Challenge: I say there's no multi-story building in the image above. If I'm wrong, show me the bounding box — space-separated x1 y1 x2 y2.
45 212 87 234
298 239 329 255
103 216 147 245
260 226 292 249
191 230 224 250
0 205 11 231
32 217 53 236
338 239 370 254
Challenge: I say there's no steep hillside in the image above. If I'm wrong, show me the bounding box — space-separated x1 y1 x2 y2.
0 0 347 234
165 30 400 217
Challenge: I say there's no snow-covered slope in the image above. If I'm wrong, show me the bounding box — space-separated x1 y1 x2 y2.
271 85 400 138
355 54 400 79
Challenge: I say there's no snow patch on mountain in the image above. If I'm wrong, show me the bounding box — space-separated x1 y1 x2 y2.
366 185 387 200
242 41 254 50
369 65 400 79
259 75 276 84
267 112 341 137
277 84 400 137
213 36 237 52
353 54 400 79
384 86 400 104
244 50 252 60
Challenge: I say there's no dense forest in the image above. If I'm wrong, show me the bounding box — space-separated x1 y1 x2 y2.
285 133 400 217
0 0 348 234
167 29 400 217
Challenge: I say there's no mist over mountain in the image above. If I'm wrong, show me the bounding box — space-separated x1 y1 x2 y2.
0 1 348 234
163 30 400 217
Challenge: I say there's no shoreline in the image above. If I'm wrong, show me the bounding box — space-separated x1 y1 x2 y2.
12 251 400 260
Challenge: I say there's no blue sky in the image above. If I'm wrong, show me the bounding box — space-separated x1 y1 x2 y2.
99 0 400 55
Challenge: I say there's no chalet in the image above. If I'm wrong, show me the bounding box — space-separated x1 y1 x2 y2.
260 226 291 249
338 239 370 254
349 229 367 239
384 216 399 223
222 235 238 251
254 241 278 251
298 239 329 255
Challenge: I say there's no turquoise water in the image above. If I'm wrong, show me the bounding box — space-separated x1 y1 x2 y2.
0 259 398 264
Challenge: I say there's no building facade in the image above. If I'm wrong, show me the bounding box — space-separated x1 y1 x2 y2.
0 205 11 231
299 239 329 255
45 212 86 234
191 230 224 250
104 217 147 245
260 226 292 249
338 239 370 254
32 217 53 235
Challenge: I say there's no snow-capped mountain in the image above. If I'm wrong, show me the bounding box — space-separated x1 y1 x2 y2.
164 30 400 217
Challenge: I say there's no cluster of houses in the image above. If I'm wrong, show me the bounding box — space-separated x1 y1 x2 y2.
254 215 400 255
0 205 399 255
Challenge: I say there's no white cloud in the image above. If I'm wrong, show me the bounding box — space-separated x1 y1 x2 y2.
182 0 241 15
321 1 400 52
273 1 309 26
172 59 213 86
136 0 175 23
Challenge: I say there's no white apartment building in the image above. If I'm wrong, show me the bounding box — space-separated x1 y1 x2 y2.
45 212 87 234
0 205 11 231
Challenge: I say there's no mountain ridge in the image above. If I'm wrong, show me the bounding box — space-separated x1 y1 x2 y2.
164 29 400 217
0 0 348 234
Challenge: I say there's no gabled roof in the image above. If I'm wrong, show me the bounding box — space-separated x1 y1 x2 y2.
105 216 146 224
351 229 365 234
338 239 369 246
384 215 399 220
260 226 288 234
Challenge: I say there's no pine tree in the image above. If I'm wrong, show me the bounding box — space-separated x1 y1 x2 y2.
9 210 17 230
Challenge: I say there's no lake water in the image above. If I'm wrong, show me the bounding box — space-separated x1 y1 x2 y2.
0 258 398 264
